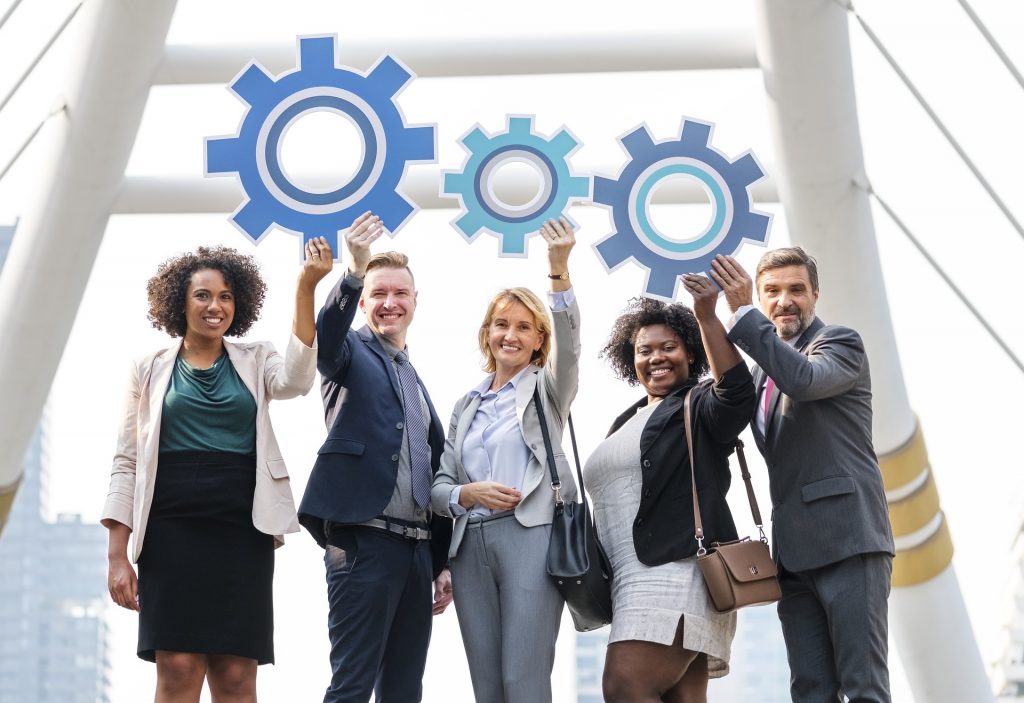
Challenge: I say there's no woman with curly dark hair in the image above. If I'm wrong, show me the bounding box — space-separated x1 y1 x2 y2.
101 238 333 702
587 275 755 703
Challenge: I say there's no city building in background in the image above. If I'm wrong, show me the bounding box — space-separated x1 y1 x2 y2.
0 225 111 703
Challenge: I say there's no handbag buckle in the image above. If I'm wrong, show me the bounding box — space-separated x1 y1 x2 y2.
757 525 768 544
550 480 564 506
696 535 706 557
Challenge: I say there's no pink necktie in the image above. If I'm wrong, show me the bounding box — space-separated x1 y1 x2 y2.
763 377 775 424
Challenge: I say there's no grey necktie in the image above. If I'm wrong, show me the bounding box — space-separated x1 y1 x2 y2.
394 351 431 510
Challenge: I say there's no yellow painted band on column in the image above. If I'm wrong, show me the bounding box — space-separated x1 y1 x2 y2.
892 513 954 588
878 419 928 492
887 470 940 537
0 478 21 536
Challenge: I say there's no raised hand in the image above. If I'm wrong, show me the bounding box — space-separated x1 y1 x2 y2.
539 217 575 291
682 273 718 323
710 254 754 313
299 236 334 292
345 211 385 277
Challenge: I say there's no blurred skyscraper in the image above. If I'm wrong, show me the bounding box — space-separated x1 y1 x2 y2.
0 223 112 703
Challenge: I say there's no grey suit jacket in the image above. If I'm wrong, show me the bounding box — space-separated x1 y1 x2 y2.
431 298 581 559
728 311 894 572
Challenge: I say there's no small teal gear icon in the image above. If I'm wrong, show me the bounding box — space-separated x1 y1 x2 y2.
443 116 590 257
593 119 771 300
205 35 435 256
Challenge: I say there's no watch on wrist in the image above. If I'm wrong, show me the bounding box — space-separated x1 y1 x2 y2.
548 272 569 281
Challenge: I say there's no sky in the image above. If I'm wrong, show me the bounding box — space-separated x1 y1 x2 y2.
1 0 1023 701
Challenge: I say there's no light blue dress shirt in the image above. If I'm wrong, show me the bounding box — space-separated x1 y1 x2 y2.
449 288 575 517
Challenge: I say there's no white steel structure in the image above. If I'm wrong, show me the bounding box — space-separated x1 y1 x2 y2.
0 0 998 700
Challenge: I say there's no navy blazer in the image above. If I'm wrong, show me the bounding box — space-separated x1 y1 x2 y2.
297 274 452 578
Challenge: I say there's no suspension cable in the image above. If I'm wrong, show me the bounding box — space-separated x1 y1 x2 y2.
955 0 1024 93
841 1 1024 244
0 1 83 115
0 0 26 34
0 103 66 184
861 181 1023 375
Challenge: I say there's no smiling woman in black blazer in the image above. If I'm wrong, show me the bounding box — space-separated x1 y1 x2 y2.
584 274 755 703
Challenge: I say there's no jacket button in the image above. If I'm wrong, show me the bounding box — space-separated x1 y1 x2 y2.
644 489 652 497
642 459 651 468
636 518 645 527
396 422 404 430
391 454 399 461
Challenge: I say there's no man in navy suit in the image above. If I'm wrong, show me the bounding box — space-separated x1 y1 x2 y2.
299 211 453 703
712 248 894 703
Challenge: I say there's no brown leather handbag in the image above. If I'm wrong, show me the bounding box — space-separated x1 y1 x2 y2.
683 389 781 613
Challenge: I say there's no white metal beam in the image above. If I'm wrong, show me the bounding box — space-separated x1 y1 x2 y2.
753 2 991 701
112 170 779 214
0 0 179 529
155 30 757 85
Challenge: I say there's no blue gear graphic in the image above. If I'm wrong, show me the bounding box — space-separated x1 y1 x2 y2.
443 116 590 256
593 119 771 300
205 35 435 256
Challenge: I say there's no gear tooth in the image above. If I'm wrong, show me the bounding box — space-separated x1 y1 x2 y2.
592 176 619 206
443 171 471 197
566 175 591 198
507 117 533 137
735 211 772 243
645 268 681 301
366 56 413 96
232 201 274 243
299 36 338 71
229 64 276 106
727 153 766 188
455 211 485 238
548 130 578 156
205 137 243 174
498 231 528 256
462 128 490 152
595 235 632 268
621 127 656 157
302 229 340 256
373 193 414 233
680 120 713 149
402 125 437 162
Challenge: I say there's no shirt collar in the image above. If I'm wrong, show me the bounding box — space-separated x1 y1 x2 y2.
372 330 406 360
469 364 535 398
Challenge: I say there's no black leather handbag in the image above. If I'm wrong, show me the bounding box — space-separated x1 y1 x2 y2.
533 387 613 632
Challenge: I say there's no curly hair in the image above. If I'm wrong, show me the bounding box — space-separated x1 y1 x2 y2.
146 246 266 338
600 297 710 386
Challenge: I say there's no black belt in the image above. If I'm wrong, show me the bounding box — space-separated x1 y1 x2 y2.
326 516 431 542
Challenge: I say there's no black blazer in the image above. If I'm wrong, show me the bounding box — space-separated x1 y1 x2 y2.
607 363 755 566
297 274 452 578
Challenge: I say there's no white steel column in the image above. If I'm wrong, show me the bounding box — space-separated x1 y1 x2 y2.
0 0 179 533
752 1 991 701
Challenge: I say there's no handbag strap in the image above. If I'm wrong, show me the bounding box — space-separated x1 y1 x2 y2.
533 385 588 516
683 387 768 556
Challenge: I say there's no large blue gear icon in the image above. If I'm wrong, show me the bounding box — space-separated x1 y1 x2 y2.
204 35 435 256
443 116 590 257
593 119 771 300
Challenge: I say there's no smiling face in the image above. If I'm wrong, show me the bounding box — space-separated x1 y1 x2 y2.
756 264 819 340
360 266 417 348
184 268 235 344
633 324 695 400
485 300 545 379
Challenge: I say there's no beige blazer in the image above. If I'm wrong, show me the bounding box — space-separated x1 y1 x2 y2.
431 298 581 558
101 334 316 562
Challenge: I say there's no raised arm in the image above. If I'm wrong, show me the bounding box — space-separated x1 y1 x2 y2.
293 236 334 347
682 273 742 382
539 217 580 419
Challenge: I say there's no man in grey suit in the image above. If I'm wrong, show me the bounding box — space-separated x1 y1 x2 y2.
710 248 895 703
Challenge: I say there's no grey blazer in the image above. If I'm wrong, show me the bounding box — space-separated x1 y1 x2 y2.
728 312 895 572
431 298 581 559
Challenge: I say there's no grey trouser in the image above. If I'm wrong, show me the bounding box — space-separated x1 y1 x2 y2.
778 552 893 703
450 512 564 703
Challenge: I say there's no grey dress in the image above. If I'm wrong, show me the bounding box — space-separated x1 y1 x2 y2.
585 400 736 677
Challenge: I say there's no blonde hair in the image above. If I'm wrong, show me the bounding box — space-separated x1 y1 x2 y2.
478 287 552 372
365 251 414 285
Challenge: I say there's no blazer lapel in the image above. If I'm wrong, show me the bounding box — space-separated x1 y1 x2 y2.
358 326 401 401
453 394 483 480
515 367 547 467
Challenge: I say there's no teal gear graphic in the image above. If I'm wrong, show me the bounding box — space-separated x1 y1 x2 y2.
205 35 435 256
443 116 590 256
593 119 771 300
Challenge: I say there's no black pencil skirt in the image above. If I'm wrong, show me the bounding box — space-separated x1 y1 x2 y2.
137 451 275 664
